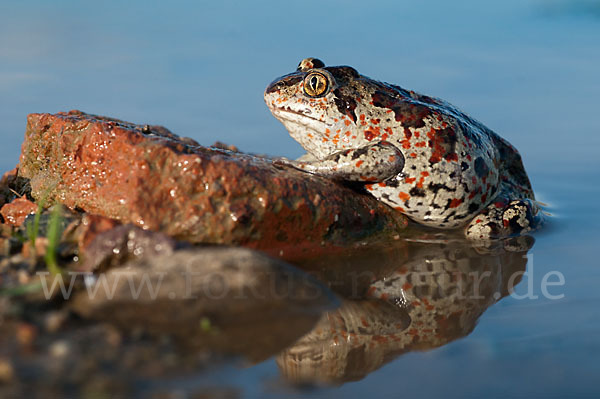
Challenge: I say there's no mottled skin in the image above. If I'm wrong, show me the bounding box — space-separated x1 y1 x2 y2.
265 58 541 239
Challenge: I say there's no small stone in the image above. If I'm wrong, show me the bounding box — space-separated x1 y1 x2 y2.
49 340 70 358
16 322 37 348
44 310 68 333
0 358 15 383
0 197 38 227
21 237 49 258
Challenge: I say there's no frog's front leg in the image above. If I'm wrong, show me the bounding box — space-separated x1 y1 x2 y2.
277 141 405 182
465 197 542 240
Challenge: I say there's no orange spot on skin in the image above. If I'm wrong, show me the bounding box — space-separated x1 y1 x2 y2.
356 160 364 167
364 126 380 141
414 131 420 138
402 283 412 290
409 152 417 158
378 182 386 187
405 177 416 184
415 141 427 148
388 155 397 162
344 120 352 126
416 176 425 188
372 118 380 125
398 192 410 201
365 183 374 190
359 114 366 121
336 129 341 133
334 118 338 122
449 198 463 208
322 138 328 142
401 140 411 149
394 206 405 212
420 171 429 177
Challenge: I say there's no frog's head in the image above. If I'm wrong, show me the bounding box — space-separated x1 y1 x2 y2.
265 58 375 158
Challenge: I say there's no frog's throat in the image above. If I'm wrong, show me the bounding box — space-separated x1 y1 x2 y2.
271 109 336 155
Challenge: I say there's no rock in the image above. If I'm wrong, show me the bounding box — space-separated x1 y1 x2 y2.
0 197 37 227
0 358 15 384
71 247 338 361
78 224 180 272
18 111 408 259
76 214 122 251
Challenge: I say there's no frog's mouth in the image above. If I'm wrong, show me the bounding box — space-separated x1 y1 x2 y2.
270 106 325 124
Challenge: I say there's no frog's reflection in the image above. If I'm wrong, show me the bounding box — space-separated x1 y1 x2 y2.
278 235 534 384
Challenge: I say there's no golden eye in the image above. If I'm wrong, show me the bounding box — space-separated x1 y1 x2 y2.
303 72 328 97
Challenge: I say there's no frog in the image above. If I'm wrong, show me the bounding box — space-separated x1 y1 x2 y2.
264 58 542 239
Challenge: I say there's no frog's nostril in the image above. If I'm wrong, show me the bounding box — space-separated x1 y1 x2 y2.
265 74 304 95
265 81 281 94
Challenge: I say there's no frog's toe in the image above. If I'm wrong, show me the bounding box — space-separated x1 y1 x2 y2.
465 198 541 240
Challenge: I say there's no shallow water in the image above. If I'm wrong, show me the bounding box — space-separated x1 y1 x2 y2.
1 0 599 397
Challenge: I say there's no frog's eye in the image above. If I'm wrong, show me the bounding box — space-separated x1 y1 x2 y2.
303 72 329 97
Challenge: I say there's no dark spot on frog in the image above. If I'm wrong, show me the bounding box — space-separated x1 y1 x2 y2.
474 157 489 178
351 146 370 160
427 182 452 194
325 66 360 81
371 90 432 129
409 187 426 197
333 88 358 123
428 127 458 165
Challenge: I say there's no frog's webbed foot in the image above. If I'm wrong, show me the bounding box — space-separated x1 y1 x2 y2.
465 198 542 240
278 141 405 182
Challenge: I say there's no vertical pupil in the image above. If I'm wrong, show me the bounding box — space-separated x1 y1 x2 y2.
310 76 319 91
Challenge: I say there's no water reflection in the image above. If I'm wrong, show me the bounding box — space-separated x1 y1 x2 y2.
279 235 534 384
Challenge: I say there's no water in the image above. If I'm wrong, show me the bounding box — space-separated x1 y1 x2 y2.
1 0 599 397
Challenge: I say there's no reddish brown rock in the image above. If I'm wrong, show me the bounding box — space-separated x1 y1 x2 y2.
0 196 37 226
18 111 408 259
76 214 122 251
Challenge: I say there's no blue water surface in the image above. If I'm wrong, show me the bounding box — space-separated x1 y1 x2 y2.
1 0 599 397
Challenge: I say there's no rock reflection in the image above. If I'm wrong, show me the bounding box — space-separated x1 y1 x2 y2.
278 235 534 384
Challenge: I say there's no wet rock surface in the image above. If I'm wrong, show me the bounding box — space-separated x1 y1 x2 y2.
18 110 408 259
0 197 37 227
